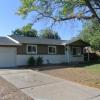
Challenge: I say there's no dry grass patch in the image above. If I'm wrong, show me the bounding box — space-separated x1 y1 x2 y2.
42 64 100 89
0 77 33 100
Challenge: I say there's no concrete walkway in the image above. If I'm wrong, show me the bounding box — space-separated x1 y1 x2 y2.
0 69 100 100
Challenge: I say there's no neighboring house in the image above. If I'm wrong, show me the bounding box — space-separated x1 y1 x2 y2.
0 35 89 67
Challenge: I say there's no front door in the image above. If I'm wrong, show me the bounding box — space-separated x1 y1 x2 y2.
84 53 87 61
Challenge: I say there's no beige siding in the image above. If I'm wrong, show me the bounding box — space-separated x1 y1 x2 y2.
17 44 65 55
37 45 48 54
68 40 89 47
17 43 27 54
57 45 65 54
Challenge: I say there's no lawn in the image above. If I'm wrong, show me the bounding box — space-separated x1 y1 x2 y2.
41 64 100 89
86 64 100 74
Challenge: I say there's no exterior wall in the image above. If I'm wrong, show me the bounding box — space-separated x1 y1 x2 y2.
66 46 84 63
37 45 48 54
57 46 65 54
69 55 84 62
17 43 65 55
16 44 85 66
16 55 67 66
17 43 27 54
16 45 84 66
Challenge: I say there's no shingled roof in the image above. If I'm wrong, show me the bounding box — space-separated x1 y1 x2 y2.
11 35 68 45
0 36 20 46
10 35 89 46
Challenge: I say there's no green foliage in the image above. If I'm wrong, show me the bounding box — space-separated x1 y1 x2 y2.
40 28 61 39
36 57 43 66
79 19 100 50
12 24 61 39
12 23 38 37
27 56 43 66
27 56 35 66
17 0 100 23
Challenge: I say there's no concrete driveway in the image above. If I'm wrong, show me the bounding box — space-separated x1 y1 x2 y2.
0 69 100 100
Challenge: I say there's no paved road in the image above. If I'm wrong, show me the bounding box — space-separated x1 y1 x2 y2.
0 69 100 100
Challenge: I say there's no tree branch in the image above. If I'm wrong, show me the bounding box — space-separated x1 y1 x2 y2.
37 11 94 21
85 0 100 23
59 15 94 21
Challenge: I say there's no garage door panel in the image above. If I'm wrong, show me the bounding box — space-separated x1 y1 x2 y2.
0 47 16 67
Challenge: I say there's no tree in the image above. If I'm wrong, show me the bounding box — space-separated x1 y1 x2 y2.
12 24 38 37
40 28 61 39
18 0 100 23
79 19 100 50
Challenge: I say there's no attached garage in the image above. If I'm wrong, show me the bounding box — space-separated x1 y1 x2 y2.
0 36 20 68
0 47 16 67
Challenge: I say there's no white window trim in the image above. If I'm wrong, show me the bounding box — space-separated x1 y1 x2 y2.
48 46 56 54
27 45 37 54
72 47 82 56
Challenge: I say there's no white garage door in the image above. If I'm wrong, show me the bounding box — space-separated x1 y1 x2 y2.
0 47 16 67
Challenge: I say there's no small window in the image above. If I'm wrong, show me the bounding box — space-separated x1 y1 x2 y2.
27 45 37 54
28 45 32 52
72 47 81 56
48 46 56 54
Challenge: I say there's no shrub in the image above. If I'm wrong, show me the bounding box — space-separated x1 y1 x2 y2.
27 56 35 66
36 57 43 66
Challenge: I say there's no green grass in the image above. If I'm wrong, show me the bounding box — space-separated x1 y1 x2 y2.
85 64 100 74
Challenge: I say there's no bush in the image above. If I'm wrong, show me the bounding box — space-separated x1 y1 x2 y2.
36 57 43 66
27 56 35 66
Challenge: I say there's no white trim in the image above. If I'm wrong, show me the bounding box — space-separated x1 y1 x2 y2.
48 46 56 54
27 44 37 54
6 36 20 44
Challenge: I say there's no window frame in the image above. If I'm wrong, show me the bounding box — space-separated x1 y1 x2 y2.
27 44 37 54
48 46 56 54
72 47 82 56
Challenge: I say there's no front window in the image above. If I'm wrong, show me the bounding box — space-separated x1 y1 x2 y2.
72 47 81 56
27 45 37 54
48 46 56 54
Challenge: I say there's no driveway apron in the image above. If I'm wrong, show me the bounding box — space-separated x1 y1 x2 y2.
0 69 100 100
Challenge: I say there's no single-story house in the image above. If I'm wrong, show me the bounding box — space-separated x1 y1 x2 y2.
0 35 89 68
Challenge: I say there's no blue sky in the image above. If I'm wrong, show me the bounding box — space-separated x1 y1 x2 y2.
0 0 83 40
